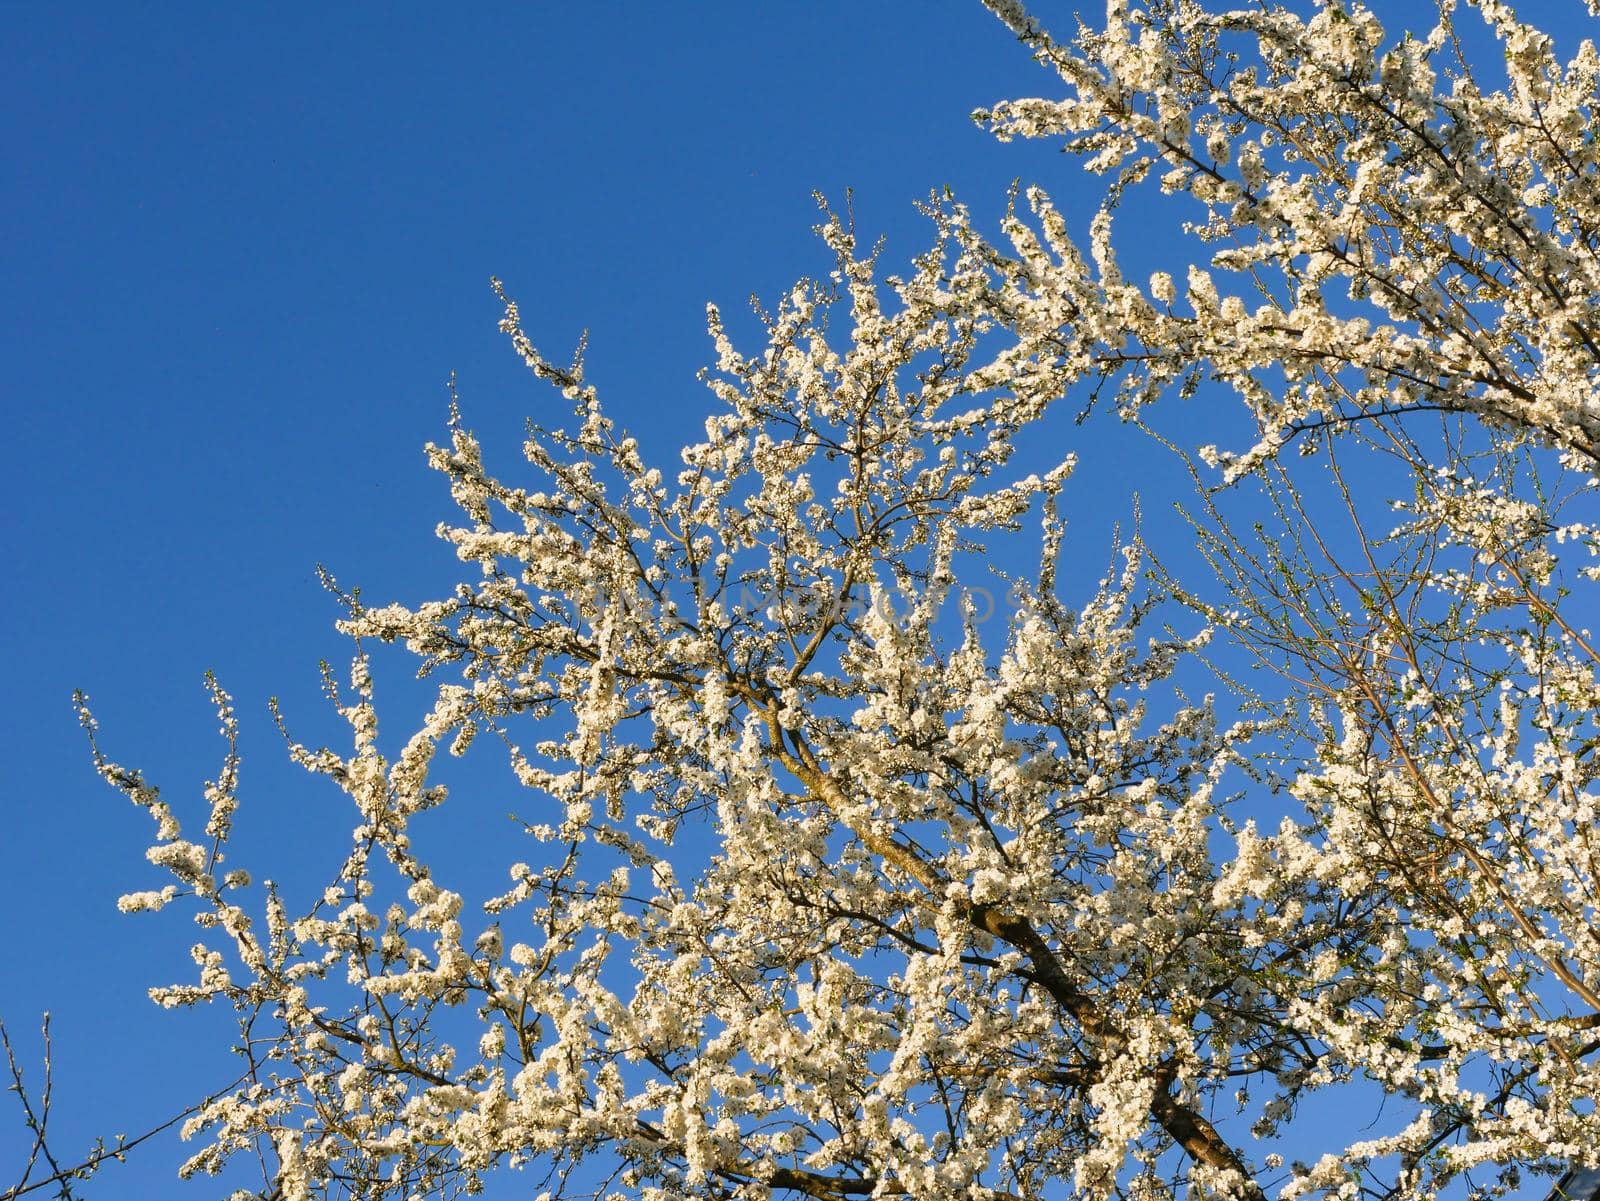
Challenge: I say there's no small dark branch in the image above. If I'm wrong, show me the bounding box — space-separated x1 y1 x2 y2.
1 1015 253 1201
1 1015 75 1201
765 1166 889 1197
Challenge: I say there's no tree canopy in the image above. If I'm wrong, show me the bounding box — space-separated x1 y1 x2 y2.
16 2 1600 1199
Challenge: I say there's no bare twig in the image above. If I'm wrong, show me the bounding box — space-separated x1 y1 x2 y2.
2 1013 253 1201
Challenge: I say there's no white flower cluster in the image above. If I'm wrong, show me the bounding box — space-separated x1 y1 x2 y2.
73 4 1600 1200
979 0 1600 480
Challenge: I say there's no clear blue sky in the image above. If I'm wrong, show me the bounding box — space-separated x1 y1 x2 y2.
1 3 1586 1198
0 5 1075 1194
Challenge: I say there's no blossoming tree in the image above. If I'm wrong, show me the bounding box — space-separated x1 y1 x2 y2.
15 1 1600 1199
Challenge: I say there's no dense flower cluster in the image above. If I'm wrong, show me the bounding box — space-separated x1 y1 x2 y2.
980 0 1600 478
66 3 1600 1200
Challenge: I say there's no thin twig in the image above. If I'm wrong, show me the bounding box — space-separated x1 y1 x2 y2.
2 1013 254 1201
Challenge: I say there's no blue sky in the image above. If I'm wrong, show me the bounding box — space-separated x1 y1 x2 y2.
2 3 1590 1199
0 5 1082 1194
